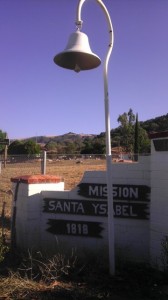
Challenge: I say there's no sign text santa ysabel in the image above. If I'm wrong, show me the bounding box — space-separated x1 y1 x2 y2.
43 183 150 220
43 183 150 238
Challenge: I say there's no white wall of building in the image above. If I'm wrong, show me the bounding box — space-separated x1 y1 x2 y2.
150 135 168 268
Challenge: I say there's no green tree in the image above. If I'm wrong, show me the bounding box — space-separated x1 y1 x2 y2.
0 130 7 139
0 130 8 152
81 139 93 154
24 140 41 155
134 113 139 161
45 141 58 151
141 114 168 132
81 137 105 155
117 108 135 152
8 141 25 155
116 109 151 155
64 141 77 154
139 127 150 154
8 140 40 155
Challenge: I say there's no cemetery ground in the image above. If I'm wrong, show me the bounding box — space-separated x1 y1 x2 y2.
0 158 168 299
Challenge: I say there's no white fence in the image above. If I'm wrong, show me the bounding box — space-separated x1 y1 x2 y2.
10 155 150 266
5 135 168 271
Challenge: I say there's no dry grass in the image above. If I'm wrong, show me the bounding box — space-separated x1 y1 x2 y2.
0 272 45 299
0 158 106 215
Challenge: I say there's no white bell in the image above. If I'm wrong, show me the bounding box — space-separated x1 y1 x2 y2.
54 31 101 72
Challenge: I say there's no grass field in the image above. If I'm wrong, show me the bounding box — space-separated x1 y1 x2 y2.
0 158 106 214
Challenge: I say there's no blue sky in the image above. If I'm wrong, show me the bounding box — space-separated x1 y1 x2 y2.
0 0 168 139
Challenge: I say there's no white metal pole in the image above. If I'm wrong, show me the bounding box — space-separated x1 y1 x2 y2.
76 0 115 275
41 150 47 175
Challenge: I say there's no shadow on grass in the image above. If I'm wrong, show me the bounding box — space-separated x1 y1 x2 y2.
0 215 11 231
1 250 168 300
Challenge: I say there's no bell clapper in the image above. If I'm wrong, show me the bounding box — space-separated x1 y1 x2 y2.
75 20 83 31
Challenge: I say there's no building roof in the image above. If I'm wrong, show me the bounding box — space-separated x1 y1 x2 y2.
148 131 168 139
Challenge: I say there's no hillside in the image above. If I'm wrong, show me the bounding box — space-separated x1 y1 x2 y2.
140 114 168 133
8 114 168 155
23 132 96 144
21 114 168 145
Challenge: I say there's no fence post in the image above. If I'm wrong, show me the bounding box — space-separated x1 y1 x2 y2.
41 151 47 175
1 202 6 237
4 145 8 168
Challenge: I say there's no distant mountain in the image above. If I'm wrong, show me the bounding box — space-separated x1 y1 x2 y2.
23 132 96 144
13 114 168 145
